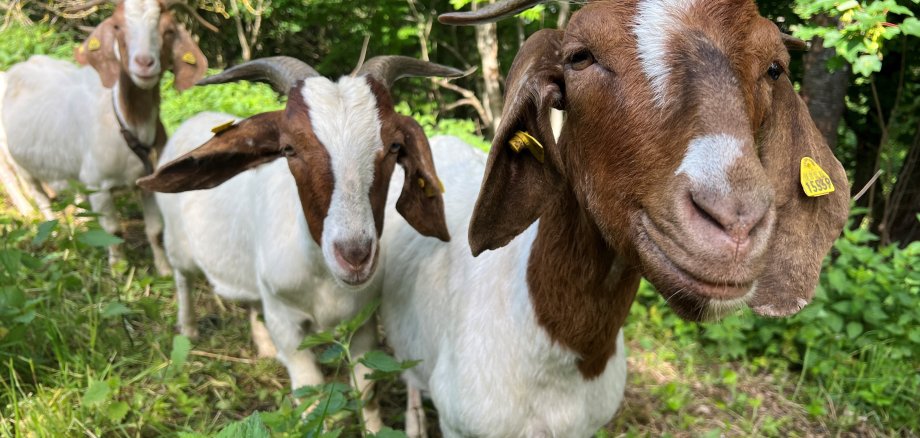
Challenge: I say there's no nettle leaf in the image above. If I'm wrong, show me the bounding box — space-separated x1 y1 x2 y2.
299 330 335 350
101 302 132 319
215 412 271 438
82 379 110 406
78 229 124 247
846 321 863 339
168 334 191 374
338 298 379 335
371 427 409 438
106 401 130 423
32 219 58 246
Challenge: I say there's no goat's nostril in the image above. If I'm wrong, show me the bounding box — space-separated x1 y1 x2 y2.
688 189 768 244
334 240 373 270
134 55 155 68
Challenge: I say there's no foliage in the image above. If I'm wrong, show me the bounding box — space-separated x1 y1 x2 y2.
629 216 920 433
159 73 285 134
794 0 920 76
0 23 78 70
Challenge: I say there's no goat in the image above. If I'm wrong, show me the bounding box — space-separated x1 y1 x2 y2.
1 0 209 274
379 0 851 436
137 56 461 431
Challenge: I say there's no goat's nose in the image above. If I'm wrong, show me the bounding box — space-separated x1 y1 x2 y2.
688 186 771 251
134 54 155 68
333 239 373 271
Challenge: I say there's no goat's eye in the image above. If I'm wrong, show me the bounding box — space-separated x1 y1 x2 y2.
389 143 402 154
568 49 595 71
281 144 295 157
767 62 783 81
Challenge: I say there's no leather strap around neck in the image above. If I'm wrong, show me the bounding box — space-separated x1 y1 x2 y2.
112 90 154 175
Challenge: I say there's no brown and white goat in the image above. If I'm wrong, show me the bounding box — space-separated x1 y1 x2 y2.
379 0 851 436
2 0 208 273
137 56 460 431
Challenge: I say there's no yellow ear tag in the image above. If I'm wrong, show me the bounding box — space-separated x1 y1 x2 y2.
418 177 443 198
800 157 835 197
181 52 197 65
88 37 101 51
508 131 545 163
211 120 236 134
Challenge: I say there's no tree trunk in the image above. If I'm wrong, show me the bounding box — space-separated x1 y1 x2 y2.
474 0 502 136
800 15 849 150
557 0 570 30
883 123 920 245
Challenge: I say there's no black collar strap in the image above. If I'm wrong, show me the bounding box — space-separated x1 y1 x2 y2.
112 91 155 175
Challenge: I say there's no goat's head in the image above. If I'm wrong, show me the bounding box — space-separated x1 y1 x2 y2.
138 56 458 287
444 0 850 320
74 0 208 90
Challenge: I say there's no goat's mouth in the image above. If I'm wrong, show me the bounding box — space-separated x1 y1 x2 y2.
634 212 755 306
334 248 380 288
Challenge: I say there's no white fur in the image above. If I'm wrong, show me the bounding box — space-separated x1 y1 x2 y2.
379 137 628 437
1 55 167 272
124 0 162 88
300 77 384 282
634 0 698 106
674 133 743 195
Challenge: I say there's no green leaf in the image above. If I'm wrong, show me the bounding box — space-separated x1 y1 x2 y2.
0 249 22 277
82 380 110 406
299 330 335 350
338 298 380 335
215 412 271 438
852 54 882 77
106 401 130 422
901 17 920 37
169 334 191 374
846 321 863 339
77 229 124 247
101 302 132 319
371 428 408 438
32 219 58 246
359 350 404 373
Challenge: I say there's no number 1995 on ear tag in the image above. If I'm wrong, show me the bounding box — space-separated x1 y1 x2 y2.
800 157 835 197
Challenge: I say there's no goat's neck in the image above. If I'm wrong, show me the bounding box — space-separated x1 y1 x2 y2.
526 189 641 379
113 71 160 145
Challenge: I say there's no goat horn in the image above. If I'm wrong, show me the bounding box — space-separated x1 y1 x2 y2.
438 0 546 25
165 0 220 33
196 56 321 96
355 56 467 90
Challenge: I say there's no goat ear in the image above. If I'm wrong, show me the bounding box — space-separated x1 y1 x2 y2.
75 17 120 88
395 115 450 242
468 29 564 256
169 26 207 91
137 111 283 192
751 78 850 316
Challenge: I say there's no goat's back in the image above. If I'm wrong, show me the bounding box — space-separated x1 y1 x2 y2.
2 56 132 185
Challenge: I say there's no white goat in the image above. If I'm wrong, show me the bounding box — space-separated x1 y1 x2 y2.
1 0 208 273
138 56 460 432
380 0 851 436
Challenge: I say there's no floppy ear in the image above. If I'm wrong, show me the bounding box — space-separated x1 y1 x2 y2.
751 77 850 316
137 112 283 192
169 26 208 91
394 115 450 242
75 17 120 88
468 29 564 256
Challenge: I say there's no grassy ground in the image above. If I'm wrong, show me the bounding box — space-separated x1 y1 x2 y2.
0 191 911 437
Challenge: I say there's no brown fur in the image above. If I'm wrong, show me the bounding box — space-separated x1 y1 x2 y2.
467 0 850 377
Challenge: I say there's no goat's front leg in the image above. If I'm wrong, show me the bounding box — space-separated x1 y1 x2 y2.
405 384 428 438
88 188 123 266
141 191 171 276
174 270 198 339
261 297 325 394
351 318 383 433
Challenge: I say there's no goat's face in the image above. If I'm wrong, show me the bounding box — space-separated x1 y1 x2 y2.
464 0 850 320
75 0 207 91
139 76 450 288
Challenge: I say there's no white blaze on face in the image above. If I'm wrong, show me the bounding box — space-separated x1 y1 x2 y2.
674 134 743 195
124 0 162 82
634 0 698 107
299 77 383 281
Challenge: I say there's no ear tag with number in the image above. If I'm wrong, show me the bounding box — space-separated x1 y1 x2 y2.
88 37 101 51
181 52 197 65
508 131 545 163
211 120 236 135
800 157 835 197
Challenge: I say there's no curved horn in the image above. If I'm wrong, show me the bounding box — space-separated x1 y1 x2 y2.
439 0 547 25
196 56 321 95
165 0 220 33
355 56 466 89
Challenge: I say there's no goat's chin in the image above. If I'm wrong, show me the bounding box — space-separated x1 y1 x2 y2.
632 213 755 321
130 73 160 90
329 250 379 290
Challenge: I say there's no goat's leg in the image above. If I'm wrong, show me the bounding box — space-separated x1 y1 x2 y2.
405 384 428 438
248 307 277 358
88 188 123 266
261 297 325 394
175 270 198 339
21 172 53 220
141 191 171 276
351 318 383 433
